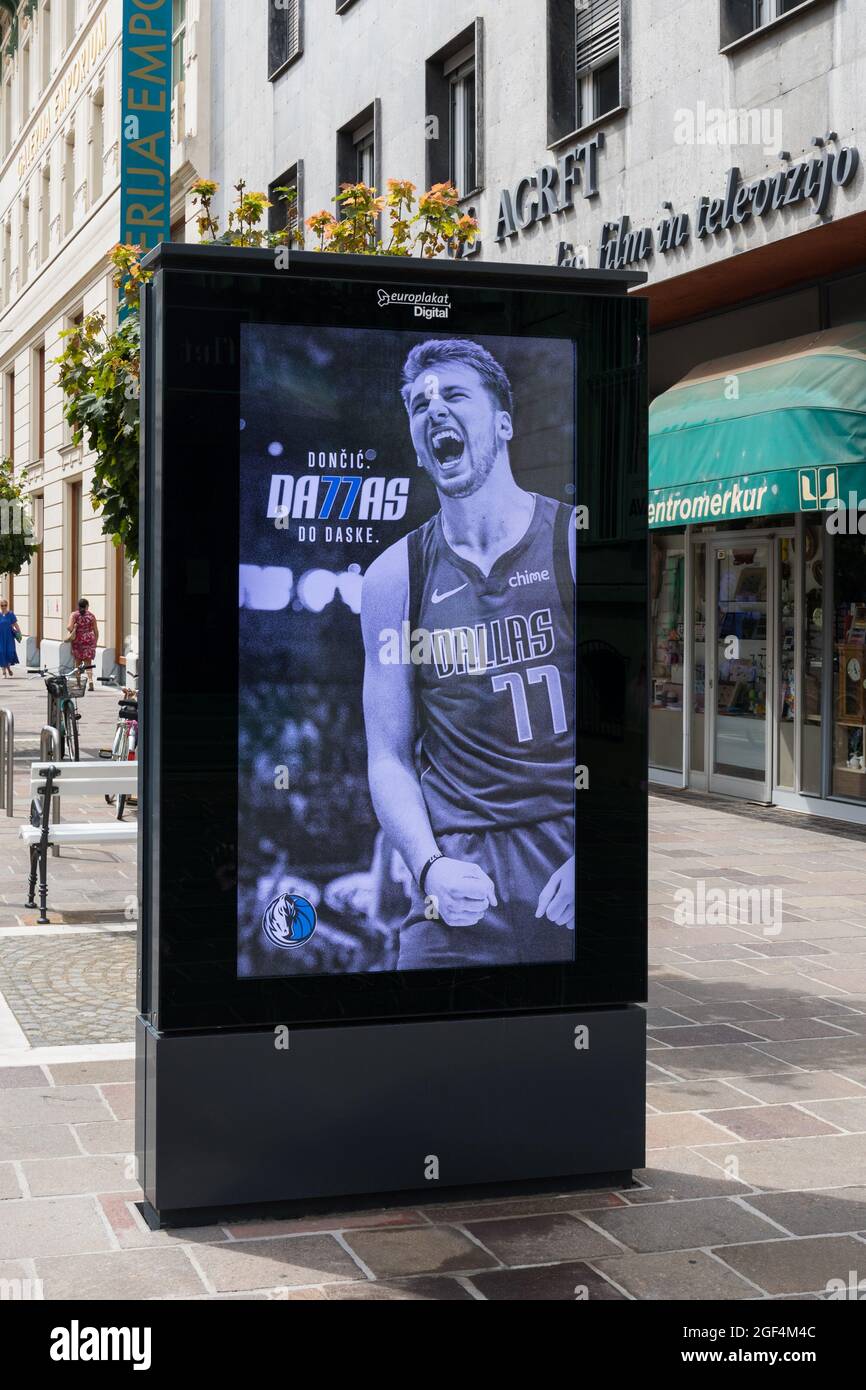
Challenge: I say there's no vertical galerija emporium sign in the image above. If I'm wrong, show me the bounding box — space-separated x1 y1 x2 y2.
120 0 172 258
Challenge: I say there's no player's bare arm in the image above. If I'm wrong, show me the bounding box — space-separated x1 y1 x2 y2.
361 540 497 927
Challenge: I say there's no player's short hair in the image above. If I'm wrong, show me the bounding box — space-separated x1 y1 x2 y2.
400 339 514 417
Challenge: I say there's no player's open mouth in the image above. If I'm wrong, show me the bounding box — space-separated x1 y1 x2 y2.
430 426 466 470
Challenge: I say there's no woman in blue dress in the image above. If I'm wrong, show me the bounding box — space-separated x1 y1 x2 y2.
0 598 21 677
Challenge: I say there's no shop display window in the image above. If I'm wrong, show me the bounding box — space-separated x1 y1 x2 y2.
691 544 706 773
801 521 824 795
716 549 767 719
832 534 866 800
712 543 769 786
777 537 796 789
650 534 684 772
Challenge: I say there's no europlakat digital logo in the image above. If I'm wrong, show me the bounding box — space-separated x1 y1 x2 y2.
377 289 451 320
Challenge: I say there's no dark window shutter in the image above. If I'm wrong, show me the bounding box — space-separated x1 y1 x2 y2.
575 0 620 76
425 60 450 186
269 0 301 80
547 0 578 144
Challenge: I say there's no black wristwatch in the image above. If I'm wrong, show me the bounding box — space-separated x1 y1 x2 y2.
418 851 443 895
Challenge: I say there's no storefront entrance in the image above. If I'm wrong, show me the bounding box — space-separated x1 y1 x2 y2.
651 526 793 806
649 320 866 824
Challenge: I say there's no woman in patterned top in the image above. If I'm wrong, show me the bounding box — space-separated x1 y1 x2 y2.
67 598 99 691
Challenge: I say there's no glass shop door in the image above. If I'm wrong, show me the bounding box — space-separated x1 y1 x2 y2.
708 541 772 802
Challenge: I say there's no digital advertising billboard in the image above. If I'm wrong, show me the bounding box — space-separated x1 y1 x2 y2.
238 325 577 981
137 248 648 1034
136 247 648 1221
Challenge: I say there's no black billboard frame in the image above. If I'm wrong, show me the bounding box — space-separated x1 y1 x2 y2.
136 245 648 1223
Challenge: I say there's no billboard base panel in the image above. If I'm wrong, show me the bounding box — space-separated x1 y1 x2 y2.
136 1006 646 1226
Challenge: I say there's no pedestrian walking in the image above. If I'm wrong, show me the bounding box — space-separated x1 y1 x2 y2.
0 598 21 677
67 598 98 691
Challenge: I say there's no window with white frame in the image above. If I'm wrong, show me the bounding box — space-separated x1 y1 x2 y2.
337 103 379 202
721 0 818 44
21 40 31 117
4 368 15 462
425 24 483 195
41 0 52 90
447 47 477 197
39 165 50 264
2 222 11 308
172 0 186 143
269 162 303 244
63 130 75 236
21 194 30 287
354 121 374 185
575 0 621 129
62 307 83 446
64 0 77 50
32 342 46 464
91 90 104 204
1 77 11 159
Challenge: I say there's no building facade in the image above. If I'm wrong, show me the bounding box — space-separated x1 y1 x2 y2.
0 0 210 675
207 0 866 823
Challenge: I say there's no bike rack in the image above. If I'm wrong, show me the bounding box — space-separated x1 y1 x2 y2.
0 708 12 818
40 725 61 857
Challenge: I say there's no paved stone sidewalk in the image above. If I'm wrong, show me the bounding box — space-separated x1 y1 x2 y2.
2 781 866 1299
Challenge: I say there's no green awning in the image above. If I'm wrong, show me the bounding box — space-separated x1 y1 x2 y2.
649 323 866 528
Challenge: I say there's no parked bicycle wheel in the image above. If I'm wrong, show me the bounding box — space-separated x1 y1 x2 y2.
106 726 127 804
115 722 139 820
62 701 79 761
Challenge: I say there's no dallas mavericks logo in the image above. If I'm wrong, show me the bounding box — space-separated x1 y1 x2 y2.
261 893 317 949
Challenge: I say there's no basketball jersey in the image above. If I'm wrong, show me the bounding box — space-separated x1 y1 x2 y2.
407 492 575 835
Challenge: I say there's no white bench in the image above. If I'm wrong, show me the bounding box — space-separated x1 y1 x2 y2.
20 762 138 923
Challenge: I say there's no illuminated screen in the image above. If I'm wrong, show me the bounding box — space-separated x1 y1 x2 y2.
238 325 576 978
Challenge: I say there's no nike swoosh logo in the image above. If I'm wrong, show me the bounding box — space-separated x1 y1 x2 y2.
431 583 469 605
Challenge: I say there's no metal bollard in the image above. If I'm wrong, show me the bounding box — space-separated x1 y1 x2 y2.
40 725 61 857
0 708 13 817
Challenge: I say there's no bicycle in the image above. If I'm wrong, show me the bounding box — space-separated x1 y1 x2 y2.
105 689 138 821
34 665 94 762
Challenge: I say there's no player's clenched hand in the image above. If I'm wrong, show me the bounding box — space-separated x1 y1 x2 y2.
425 858 498 927
536 856 575 930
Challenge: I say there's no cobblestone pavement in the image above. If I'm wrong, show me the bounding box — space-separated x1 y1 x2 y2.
2 671 866 1298
0 933 136 1047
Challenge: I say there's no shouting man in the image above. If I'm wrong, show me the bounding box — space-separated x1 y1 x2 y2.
361 338 575 969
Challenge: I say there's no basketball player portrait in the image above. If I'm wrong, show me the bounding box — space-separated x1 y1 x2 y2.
361 339 576 970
